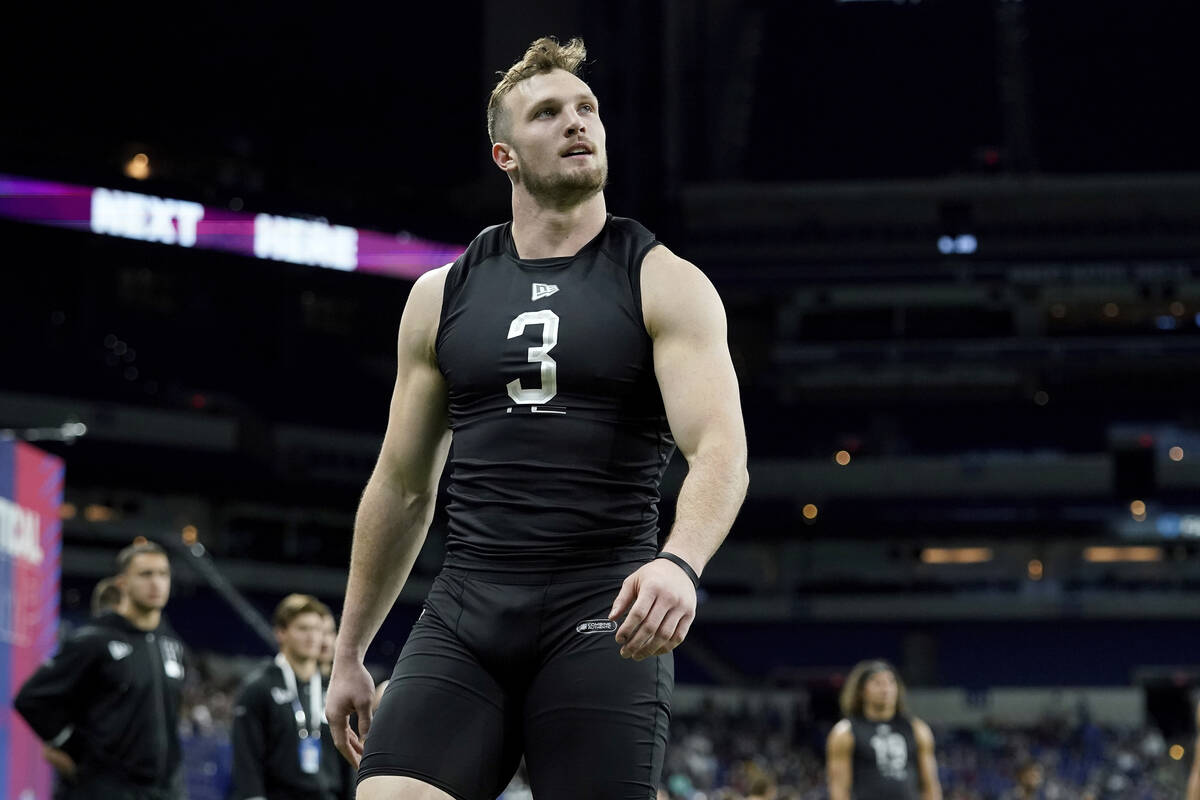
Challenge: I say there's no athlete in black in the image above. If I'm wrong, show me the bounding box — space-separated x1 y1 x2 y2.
827 660 942 800
325 36 748 800
15 542 187 800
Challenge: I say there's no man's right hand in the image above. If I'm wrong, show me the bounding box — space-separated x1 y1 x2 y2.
325 655 376 768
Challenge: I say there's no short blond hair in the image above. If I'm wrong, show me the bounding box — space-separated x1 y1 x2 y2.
272 593 332 630
116 540 168 573
487 36 588 144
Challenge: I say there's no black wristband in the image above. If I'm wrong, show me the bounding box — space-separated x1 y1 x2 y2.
655 552 700 588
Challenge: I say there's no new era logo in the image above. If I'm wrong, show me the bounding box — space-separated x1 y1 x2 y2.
107 641 132 661
575 619 618 635
532 283 559 301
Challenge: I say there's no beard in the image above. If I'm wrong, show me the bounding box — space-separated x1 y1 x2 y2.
127 594 165 615
518 152 608 209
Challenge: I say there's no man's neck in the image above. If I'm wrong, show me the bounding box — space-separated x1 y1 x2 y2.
122 606 161 631
863 704 895 722
510 190 607 259
283 652 318 682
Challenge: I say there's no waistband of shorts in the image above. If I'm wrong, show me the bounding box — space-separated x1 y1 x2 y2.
439 560 648 585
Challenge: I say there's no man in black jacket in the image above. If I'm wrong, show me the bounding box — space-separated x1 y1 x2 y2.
45 575 128 799
230 593 353 800
15 540 187 800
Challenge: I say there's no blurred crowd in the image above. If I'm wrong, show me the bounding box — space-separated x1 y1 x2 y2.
171 653 1189 800
660 701 1188 800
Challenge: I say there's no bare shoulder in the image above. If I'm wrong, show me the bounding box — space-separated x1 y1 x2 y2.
828 718 855 748
641 243 699 278
399 264 452 359
640 244 725 338
911 717 935 746
407 264 451 318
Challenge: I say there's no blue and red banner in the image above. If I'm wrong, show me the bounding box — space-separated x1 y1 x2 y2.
0 440 64 800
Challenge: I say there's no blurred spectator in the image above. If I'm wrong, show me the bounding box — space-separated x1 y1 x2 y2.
171 652 1192 800
827 660 942 800
1000 760 1044 800
45 576 127 799
90 575 125 617
658 707 1187 800
229 594 353 800
747 769 779 800
15 541 187 800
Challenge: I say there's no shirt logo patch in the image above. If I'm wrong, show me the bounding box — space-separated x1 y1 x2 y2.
532 283 559 301
160 639 185 679
575 619 618 635
107 641 132 661
271 687 293 705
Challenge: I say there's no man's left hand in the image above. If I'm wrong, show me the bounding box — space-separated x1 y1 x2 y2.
609 557 697 660
42 745 76 779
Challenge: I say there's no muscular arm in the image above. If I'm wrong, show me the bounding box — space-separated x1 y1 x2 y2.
827 720 854 800
611 245 749 660
326 266 452 764
645 245 748 571
913 718 943 800
1188 703 1200 800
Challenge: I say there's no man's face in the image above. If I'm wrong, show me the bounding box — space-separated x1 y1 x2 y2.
1020 764 1044 789
319 614 336 664
277 611 325 663
497 68 608 207
121 553 171 612
862 670 899 710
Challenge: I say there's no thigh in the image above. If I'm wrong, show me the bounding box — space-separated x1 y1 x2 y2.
357 775 459 800
359 573 523 800
523 576 674 800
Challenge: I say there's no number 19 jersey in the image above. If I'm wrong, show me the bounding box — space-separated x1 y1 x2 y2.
850 715 920 800
435 215 676 572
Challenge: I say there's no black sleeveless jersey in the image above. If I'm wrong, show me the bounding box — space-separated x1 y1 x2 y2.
848 715 920 800
435 215 676 571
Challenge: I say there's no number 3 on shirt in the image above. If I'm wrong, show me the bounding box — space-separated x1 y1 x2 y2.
506 310 559 404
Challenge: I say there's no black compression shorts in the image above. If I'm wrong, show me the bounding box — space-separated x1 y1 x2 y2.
358 563 674 799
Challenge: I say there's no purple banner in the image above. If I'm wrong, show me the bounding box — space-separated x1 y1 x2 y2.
0 173 463 279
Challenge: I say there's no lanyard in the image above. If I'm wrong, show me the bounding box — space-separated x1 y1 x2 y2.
275 653 322 740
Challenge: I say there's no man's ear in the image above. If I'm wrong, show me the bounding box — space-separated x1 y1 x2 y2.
493 141 518 174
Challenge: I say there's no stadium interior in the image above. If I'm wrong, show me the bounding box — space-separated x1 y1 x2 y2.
4 1 1200 798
